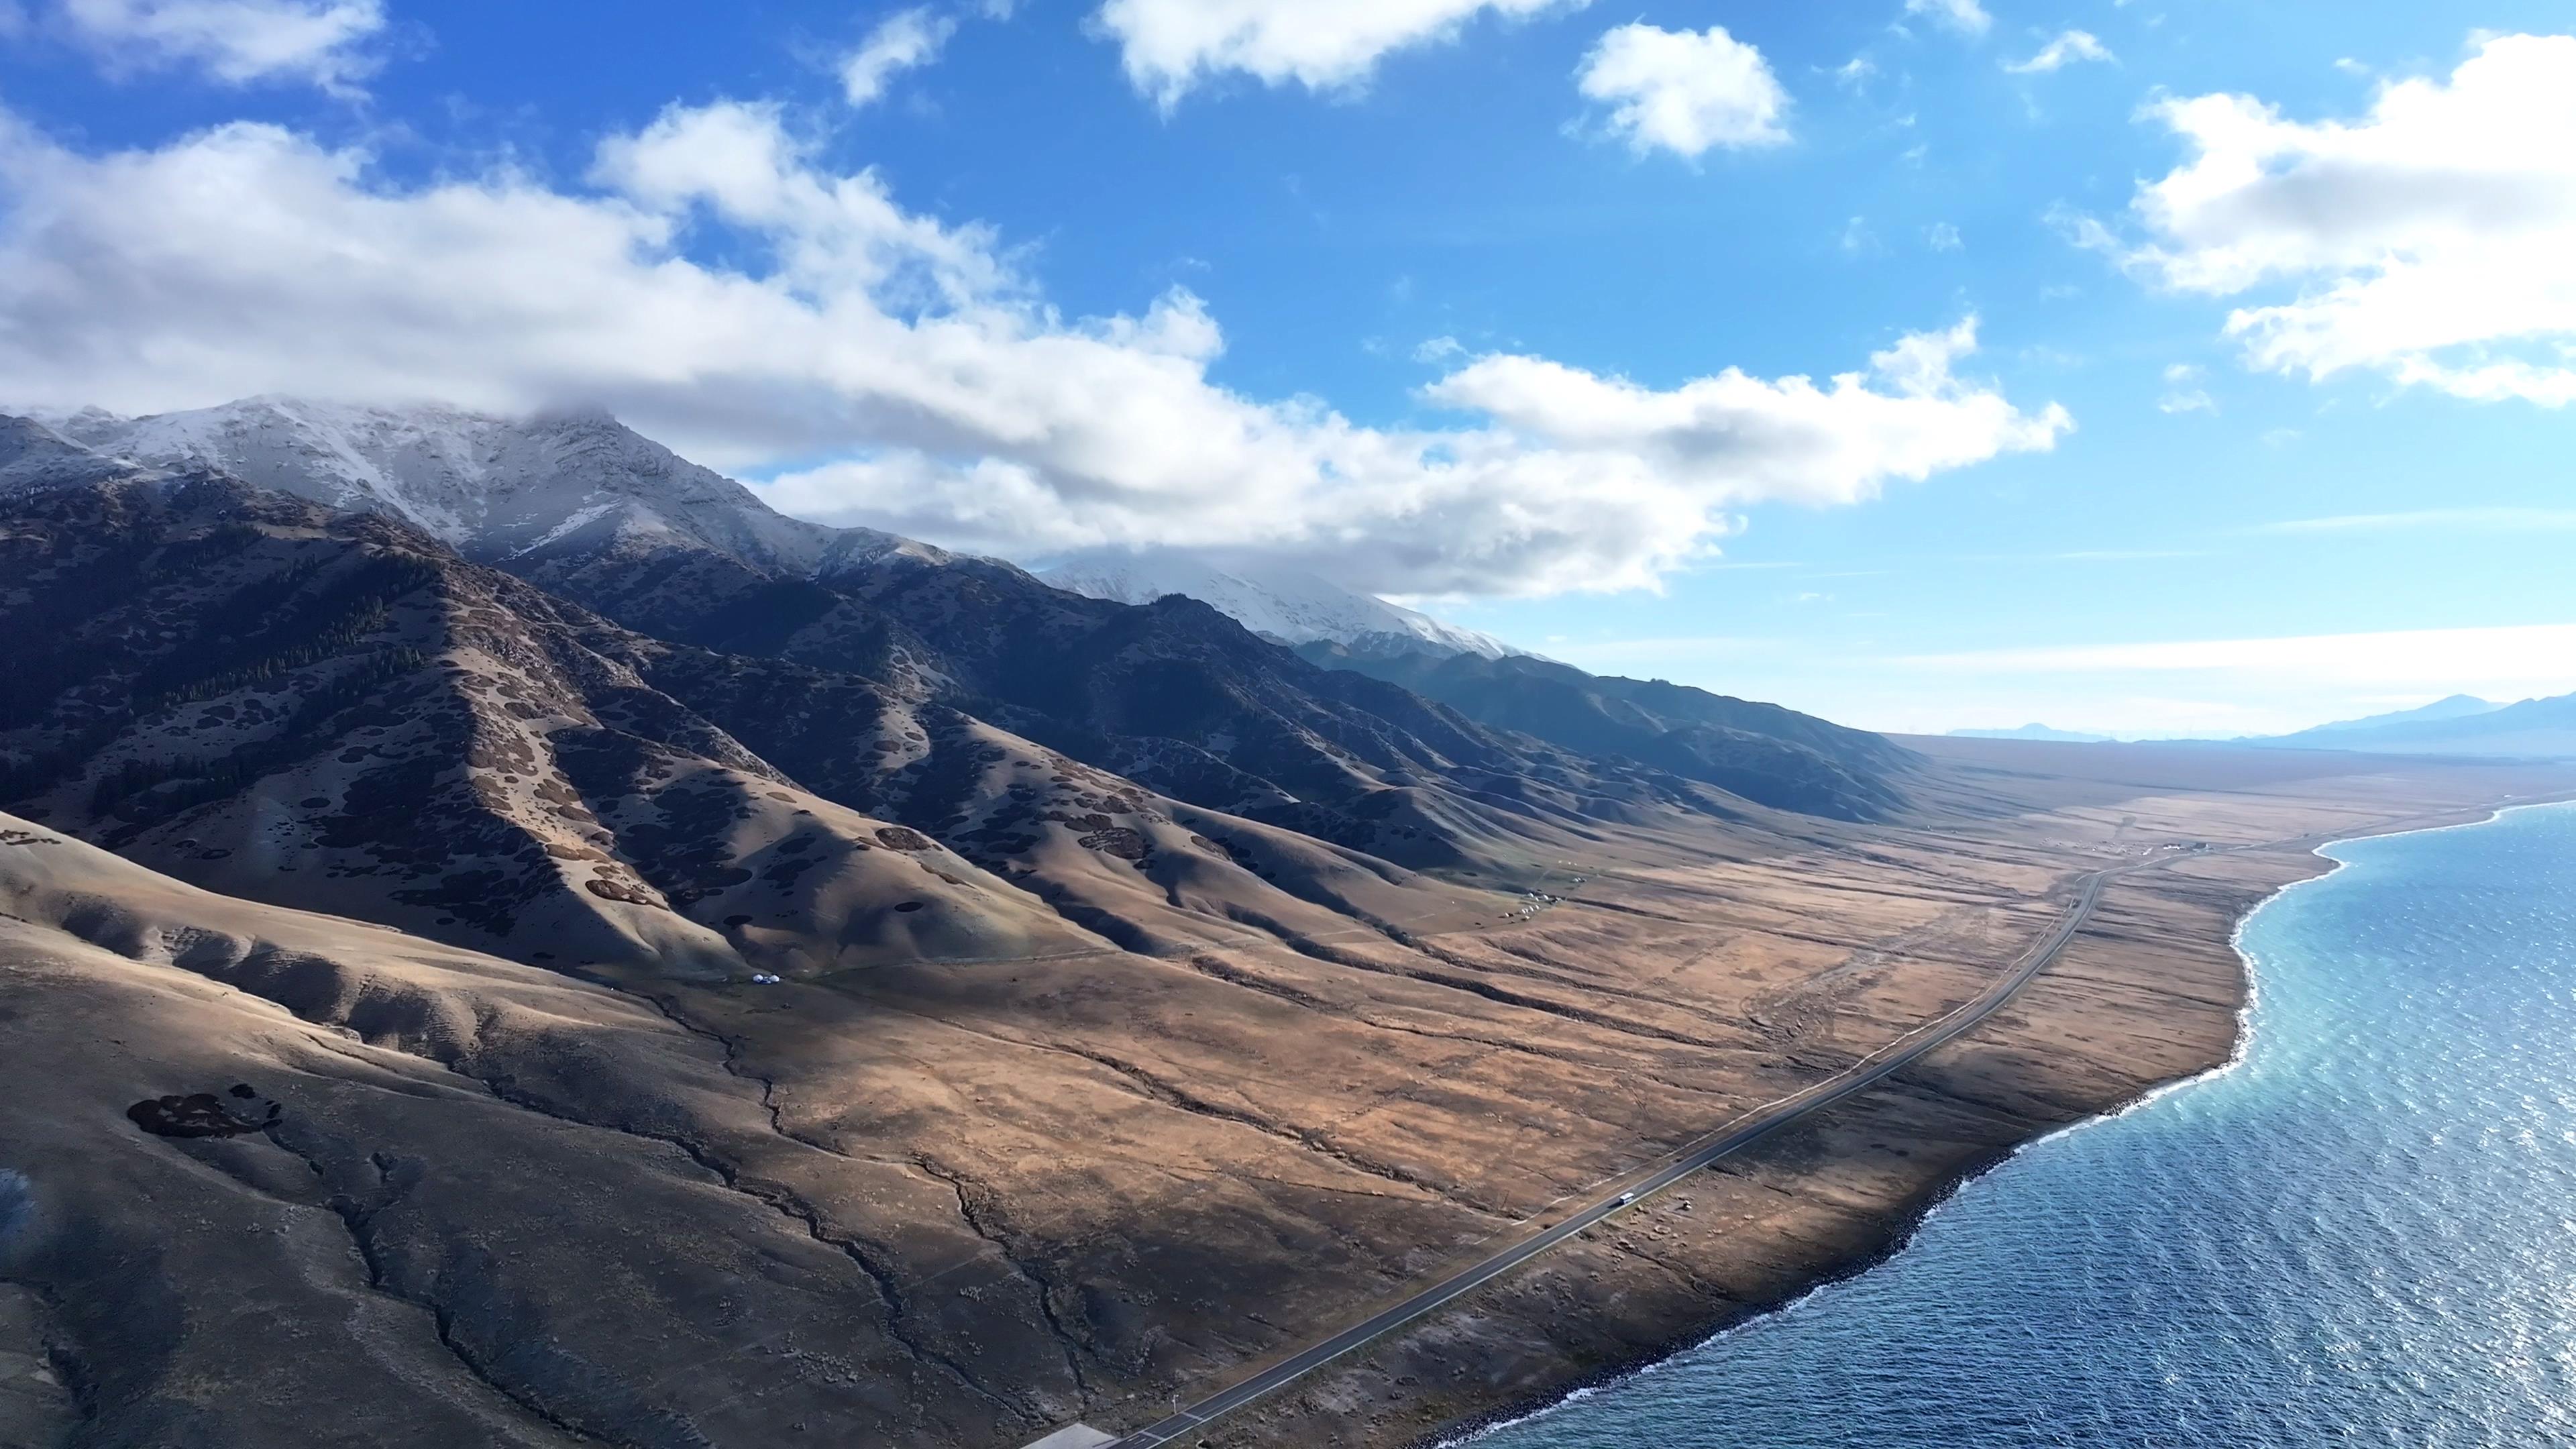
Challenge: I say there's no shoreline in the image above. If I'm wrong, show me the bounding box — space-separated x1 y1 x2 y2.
1409 794 2573 1449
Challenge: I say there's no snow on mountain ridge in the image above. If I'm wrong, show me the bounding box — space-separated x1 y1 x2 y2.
19 399 1523 661
1040 549 1523 659
0 412 140 492
33 396 950 576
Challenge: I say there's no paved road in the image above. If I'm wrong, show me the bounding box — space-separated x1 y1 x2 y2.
1101 867 2116 1448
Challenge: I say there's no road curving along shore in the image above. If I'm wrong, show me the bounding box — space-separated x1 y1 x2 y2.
1099 867 2118 1448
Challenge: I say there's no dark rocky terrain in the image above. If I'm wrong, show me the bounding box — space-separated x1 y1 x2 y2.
1298 643 1916 820
0 472 1576 972
25 401 1917 857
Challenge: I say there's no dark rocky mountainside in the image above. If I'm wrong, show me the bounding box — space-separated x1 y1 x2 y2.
648 557 1770 864
1296 644 1917 821
0 475 1544 969
19 400 1913 847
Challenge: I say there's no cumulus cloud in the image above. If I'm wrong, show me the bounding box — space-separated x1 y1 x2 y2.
50 0 386 93
2003 30 2111 74
841 7 957 107
2091 32 2576 406
1091 0 1584 107
1903 0 1990 38
1574 22 1788 158
0 101 2068 596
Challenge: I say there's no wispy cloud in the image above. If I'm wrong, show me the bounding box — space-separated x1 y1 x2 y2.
2003 30 2112 74
2246 507 2576 535
1941 547 2203 564
2157 362 2214 414
841 6 957 106
52 0 388 95
2051 548 2204 561
1898 623 2576 696
1904 0 1990 38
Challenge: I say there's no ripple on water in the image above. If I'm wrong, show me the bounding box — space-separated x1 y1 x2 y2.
1464 803 2576 1449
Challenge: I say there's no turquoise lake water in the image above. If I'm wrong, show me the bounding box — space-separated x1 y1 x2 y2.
1466 802 2576 1449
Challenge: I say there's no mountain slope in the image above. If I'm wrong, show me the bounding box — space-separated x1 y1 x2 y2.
0 411 140 491
0 474 1533 968
1296 645 1917 822
735 560 1750 860
0 815 1079 1447
11 399 1915 840
0 473 1115 973
2292 694 2502 737
2255 691 2576 759
1040 548 1519 659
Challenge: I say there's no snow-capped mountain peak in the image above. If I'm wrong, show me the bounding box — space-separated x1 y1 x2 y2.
1038 549 1523 659
14 398 1525 662
25 396 947 577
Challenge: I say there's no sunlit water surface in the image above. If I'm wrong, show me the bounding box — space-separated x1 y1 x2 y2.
1467 802 2576 1449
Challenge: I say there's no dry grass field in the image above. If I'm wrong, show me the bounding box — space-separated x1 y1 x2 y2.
4 739 2567 1448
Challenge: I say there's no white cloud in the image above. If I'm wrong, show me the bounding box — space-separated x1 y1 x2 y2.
1091 0 1584 107
2157 362 2214 413
1904 0 1990 38
52 0 385 93
2003 30 2112 74
1833 55 1877 91
0 102 2068 597
1574 23 1788 158
2245 506 2576 535
841 7 957 107
1925 221 1962 251
1900 623 2576 701
1562 623 2576 737
2100 33 2576 406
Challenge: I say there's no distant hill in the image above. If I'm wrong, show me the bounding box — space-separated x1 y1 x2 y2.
1947 724 2114 743
1295 645 1917 822
2294 695 2501 736
2256 692 2576 759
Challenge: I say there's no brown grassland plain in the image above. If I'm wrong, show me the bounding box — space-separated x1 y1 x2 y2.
2 739 2569 1449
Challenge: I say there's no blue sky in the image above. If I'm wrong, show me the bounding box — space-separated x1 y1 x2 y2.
1 0 2571 735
